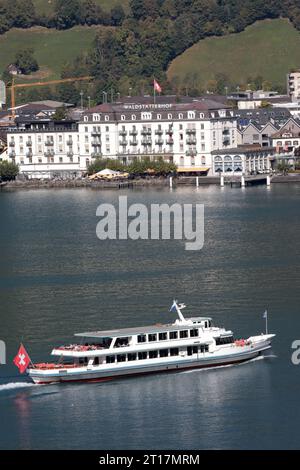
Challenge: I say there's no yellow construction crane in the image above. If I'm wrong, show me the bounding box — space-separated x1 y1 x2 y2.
9 76 93 118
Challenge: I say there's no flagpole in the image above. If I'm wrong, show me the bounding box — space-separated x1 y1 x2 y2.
20 342 36 369
153 79 156 105
265 311 268 335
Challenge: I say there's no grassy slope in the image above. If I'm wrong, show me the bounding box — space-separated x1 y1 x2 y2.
167 19 300 87
32 0 130 15
0 26 105 80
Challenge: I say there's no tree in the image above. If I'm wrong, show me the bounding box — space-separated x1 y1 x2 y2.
15 48 39 74
52 106 68 121
54 0 81 29
110 4 125 26
0 161 19 181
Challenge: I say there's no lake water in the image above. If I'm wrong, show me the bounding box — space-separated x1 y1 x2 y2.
0 184 299 450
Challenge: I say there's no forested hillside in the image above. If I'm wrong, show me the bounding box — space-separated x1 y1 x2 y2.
2 0 300 105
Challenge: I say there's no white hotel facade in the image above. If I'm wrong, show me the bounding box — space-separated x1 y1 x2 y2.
5 97 271 178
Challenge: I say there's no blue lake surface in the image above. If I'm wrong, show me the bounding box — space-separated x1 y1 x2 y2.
0 184 299 449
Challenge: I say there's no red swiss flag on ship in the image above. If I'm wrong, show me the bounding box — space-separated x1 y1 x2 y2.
13 344 31 374
154 79 162 93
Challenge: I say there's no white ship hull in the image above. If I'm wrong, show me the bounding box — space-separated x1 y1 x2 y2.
28 338 272 385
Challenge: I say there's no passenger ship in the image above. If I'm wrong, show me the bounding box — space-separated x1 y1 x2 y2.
27 301 275 384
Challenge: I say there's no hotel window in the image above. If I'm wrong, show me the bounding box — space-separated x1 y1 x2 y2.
105 115 109 121
168 113 172 119
85 127 88 133
148 334 157 342
38 158 42 163
20 146 24 154
38 136 42 142
180 330 188 339
59 157 63 163
138 352 147 360
86 158 90 166
132 115 136 120
149 350 158 359
59 146 63 153
106 135 110 142
159 349 168 358
179 124 183 130
85 146 89 153
170 348 179 356
201 124 205 130
159 332 167 341
117 354 126 362
85 136 89 143
59 135 62 142
121 115 125 121
201 144 205 151
157 114 161 120
138 334 146 343
20 159 24 164
179 113 183 119
169 331 178 340
38 146 42 153
84 116 88 122
190 329 199 337
105 126 109 132
106 146 110 153
201 133 205 140
19 136 23 143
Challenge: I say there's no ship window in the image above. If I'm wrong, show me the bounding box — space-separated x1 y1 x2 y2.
170 348 179 356
169 331 178 340
159 349 168 357
106 355 115 363
180 330 188 339
117 354 126 362
138 334 146 343
215 336 234 345
148 334 157 342
127 353 137 361
200 344 209 353
187 346 198 355
190 329 199 337
94 357 100 365
138 351 147 360
149 350 158 359
115 337 129 347
159 332 167 341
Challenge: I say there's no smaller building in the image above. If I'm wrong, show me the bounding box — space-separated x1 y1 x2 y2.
287 70 300 101
212 145 274 175
7 64 22 76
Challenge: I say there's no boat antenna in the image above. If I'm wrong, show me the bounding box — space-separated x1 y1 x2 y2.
170 300 187 323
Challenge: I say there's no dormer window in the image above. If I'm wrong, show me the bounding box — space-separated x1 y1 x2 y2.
188 111 195 119
121 115 125 121
132 114 136 120
84 116 88 122
168 113 172 119
105 115 109 121
93 114 100 121
141 112 152 120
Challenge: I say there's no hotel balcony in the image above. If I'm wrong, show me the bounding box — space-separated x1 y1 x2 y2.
155 129 163 135
222 129 230 135
92 141 101 146
129 130 138 136
141 139 152 145
26 140 32 146
67 151 74 157
141 129 151 136
44 150 55 157
186 128 196 135
130 140 138 146
186 138 196 145
9 151 16 158
186 149 197 156
91 130 101 137
155 139 164 145
26 151 33 158
45 141 54 146
165 129 173 135
119 140 128 146
166 139 174 145
66 139 73 146
9 141 15 147
119 130 127 136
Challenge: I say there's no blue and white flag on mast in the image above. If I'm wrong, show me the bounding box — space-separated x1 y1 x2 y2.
170 301 177 313
263 310 268 319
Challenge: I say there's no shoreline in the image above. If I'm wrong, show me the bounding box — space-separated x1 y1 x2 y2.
1 174 300 191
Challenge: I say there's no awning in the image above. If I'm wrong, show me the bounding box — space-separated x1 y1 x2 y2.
177 167 210 173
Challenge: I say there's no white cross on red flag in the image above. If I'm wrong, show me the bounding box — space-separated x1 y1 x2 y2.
13 344 31 374
154 79 162 93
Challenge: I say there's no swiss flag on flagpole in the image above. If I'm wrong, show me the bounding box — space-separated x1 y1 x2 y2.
154 79 162 93
13 344 31 374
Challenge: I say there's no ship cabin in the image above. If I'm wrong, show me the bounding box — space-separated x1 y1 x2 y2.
51 316 234 368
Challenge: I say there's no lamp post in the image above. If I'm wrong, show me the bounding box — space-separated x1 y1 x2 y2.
80 90 84 109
